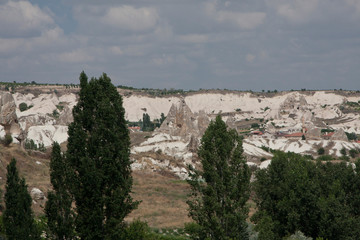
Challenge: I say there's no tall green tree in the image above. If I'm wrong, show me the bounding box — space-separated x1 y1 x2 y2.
142 113 154 131
45 142 75 239
66 71 139 239
3 158 40 240
187 115 251 240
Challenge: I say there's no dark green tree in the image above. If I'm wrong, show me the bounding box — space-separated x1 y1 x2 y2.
45 142 75 239
187 115 251 240
160 113 166 125
3 158 40 240
317 147 325 155
66 71 139 239
142 113 154 131
252 151 360 239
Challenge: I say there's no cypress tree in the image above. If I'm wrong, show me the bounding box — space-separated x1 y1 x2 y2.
67 71 139 239
45 142 75 239
187 115 251 240
3 158 40 240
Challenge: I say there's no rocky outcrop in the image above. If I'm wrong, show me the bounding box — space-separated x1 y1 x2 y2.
281 93 308 110
305 127 321 140
330 129 348 141
30 188 45 200
57 106 74 125
0 92 18 133
158 99 210 140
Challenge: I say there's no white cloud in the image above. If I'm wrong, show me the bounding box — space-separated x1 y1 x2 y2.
101 5 159 31
179 34 208 43
246 54 256 63
217 11 266 29
0 1 54 37
268 0 319 23
58 49 95 63
109 46 123 56
345 0 360 15
205 1 266 29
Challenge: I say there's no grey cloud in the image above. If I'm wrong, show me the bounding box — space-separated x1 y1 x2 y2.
205 0 266 29
0 0 359 91
0 1 54 38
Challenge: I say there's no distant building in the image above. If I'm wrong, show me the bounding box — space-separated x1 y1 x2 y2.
323 132 334 140
128 126 141 132
284 132 304 138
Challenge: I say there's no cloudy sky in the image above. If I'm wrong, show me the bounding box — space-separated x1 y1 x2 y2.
1 0 360 91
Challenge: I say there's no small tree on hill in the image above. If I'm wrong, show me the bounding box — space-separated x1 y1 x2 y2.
142 113 154 131
187 115 251 240
317 147 325 155
4 158 40 240
160 113 166 125
45 142 75 239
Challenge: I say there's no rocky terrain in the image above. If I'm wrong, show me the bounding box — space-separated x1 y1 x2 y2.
0 85 360 180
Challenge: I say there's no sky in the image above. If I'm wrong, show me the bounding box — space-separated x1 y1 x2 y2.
0 0 360 91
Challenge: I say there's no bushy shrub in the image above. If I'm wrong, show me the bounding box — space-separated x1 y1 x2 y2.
124 219 149 240
24 139 46 152
303 155 314 160
19 102 28 112
340 148 347 156
317 147 325 155
184 222 202 239
338 156 350 161
260 145 269 152
349 149 358 158
2 134 12 146
317 155 333 161
285 231 312 240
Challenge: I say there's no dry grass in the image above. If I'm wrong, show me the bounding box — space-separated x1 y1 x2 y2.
0 144 192 228
0 144 51 214
127 171 191 228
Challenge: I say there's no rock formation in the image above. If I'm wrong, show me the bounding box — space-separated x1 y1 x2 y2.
305 127 321 140
0 92 18 133
281 93 308 111
158 99 210 140
330 129 348 141
30 188 45 200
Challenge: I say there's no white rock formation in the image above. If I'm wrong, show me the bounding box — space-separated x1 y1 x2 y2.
30 188 45 200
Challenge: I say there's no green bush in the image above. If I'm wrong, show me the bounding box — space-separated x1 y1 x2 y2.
303 155 314 160
285 231 312 240
24 139 46 152
184 222 202 239
340 148 347 156
317 147 325 155
349 149 358 158
317 155 333 161
19 102 28 112
124 219 149 240
2 134 12 146
338 156 350 161
260 145 269 152
52 110 59 118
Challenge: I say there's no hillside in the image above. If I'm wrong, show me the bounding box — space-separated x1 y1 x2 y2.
0 85 360 229
0 86 359 175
